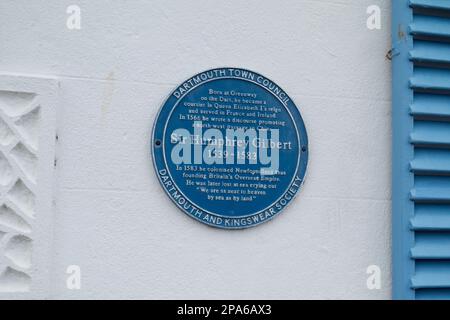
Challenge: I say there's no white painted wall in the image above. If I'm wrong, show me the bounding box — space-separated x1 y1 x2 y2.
0 0 392 299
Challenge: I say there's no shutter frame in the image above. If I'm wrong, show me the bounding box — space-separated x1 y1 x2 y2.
393 0 450 300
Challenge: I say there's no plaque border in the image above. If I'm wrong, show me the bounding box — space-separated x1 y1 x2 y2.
151 67 308 229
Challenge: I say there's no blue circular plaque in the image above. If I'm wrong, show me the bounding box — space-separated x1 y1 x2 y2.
152 68 308 229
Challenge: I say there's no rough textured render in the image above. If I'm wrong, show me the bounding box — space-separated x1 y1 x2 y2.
0 75 57 298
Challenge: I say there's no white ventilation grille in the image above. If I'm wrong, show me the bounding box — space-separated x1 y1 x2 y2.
0 75 57 297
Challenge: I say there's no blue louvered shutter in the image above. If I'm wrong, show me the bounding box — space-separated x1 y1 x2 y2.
393 0 450 300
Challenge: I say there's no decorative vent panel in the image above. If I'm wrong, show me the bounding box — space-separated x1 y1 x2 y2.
0 91 39 292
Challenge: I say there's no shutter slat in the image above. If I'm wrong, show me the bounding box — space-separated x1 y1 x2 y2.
410 159 450 174
410 217 450 231
412 260 450 289
411 247 450 259
411 276 450 289
410 204 450 231
409 15 450 40
410 150 450 174
411 233 450 259
409 0 450 11
410 121 450 147
410 68 450 93
410 41 450 66
410 94 450 119
410 188 450 202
